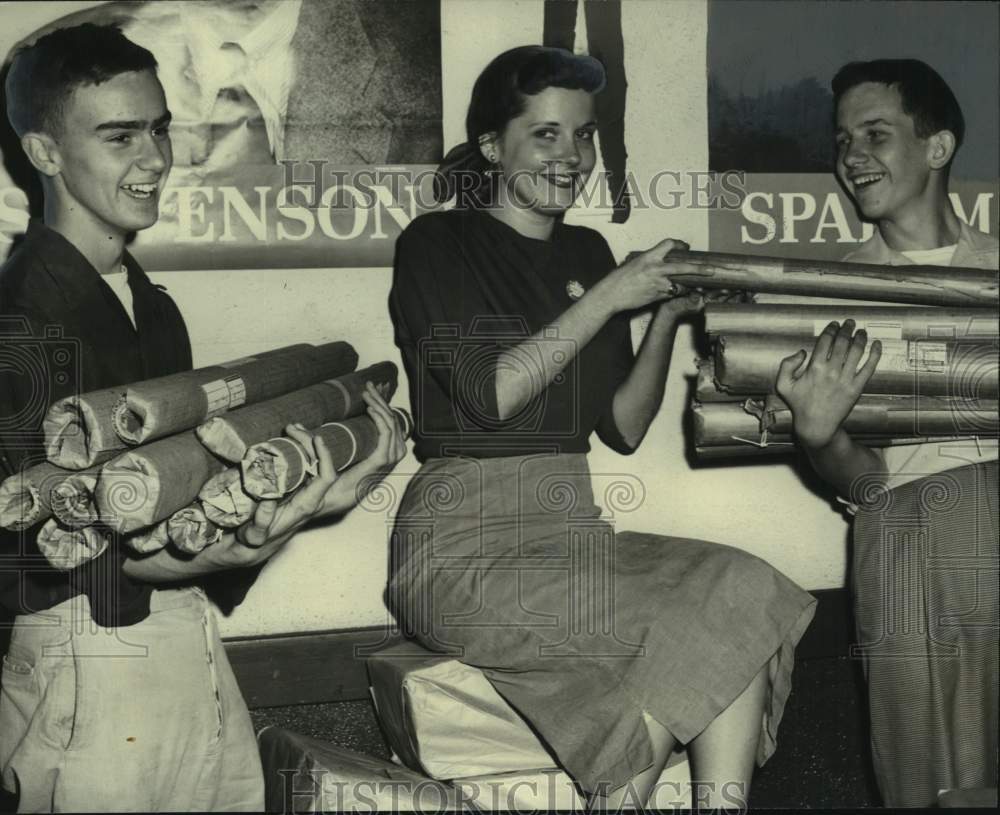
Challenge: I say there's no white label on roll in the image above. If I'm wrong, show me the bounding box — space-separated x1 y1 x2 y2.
812 320 902 339
874 339 948 373
202 375 248 418
908 340 947 372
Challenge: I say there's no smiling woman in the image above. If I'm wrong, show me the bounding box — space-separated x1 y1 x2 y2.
387 45 817 811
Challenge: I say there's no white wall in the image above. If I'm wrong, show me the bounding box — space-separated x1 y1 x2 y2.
2 0 850 638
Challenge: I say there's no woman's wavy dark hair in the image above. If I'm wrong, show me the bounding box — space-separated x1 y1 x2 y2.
434 46 606 209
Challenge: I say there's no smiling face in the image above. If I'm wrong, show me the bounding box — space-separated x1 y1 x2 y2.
491 86 597 217
49 69 172 236
835 82 939 224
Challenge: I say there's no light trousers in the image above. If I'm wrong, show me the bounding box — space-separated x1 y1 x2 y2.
0 587 263 812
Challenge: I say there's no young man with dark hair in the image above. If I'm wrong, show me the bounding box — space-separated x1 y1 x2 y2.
0 23 405 812
776 58 998 807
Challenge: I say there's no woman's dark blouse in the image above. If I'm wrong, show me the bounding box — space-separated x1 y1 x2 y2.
390 207 635 462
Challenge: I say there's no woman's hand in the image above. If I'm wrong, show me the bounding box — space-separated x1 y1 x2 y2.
598 238 689 313
775 320 881 450
658 287 746 320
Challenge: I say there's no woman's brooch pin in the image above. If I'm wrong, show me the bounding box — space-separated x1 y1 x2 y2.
566 280 586 300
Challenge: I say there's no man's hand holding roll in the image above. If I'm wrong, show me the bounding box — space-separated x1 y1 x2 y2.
315 381 408 516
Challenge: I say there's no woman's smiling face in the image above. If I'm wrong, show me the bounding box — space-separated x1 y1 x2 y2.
490 86 597 217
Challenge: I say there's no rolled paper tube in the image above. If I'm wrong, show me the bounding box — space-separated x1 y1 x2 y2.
36 520 109 570
196 361 398 462
242 407 413 499
0 461 86 531
241 437 304 500
50 472 100 528
695 435 981 461
113 341 359 446
694 358 745 403
714 333 999 399
96 432 227 532
168 504 223 554
199 468 258 528
705 304 1000 340
662 250 998 306
691 402 783 448
44 387 129 469
126 520 171 555
760 393 1000 437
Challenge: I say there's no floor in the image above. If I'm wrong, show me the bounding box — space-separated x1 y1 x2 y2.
250 654 883 809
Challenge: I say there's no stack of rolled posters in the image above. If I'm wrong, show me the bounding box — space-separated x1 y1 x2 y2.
689 297 998 459
242 407 413 500
196 361 398 462
43 342 359 468
33 349 404 557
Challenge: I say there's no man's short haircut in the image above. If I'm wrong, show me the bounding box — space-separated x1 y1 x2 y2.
832 59 965 151
5 23 158 138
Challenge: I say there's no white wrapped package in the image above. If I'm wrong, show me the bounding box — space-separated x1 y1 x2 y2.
367 641 691 807
368 641 556 779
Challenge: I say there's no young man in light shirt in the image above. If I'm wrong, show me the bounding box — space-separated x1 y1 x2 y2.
775 59 998 808
0 23 406 812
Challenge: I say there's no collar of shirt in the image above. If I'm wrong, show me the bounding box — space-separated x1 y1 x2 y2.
845 219 999 268
16 220 145 301
183 0 302 160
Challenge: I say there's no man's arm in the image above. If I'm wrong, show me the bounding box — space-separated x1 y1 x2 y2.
799 427 886 500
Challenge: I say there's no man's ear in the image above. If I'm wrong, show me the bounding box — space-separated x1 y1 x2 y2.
477 133 499 164
926 130 956 171
21 132 61 177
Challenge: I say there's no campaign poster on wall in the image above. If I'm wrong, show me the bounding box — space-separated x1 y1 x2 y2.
0 0 443 270
706 0 999 260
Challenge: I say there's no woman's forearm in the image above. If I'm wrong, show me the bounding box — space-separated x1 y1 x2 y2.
610 305 682 449
495 279 617 420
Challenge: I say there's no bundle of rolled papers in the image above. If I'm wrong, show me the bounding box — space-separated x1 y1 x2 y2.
1 347 412 565
664 251 1000 459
